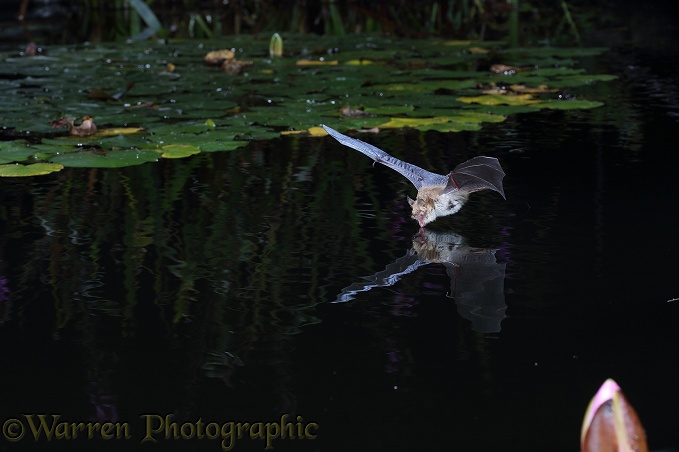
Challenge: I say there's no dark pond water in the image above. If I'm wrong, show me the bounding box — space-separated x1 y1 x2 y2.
2 11 679 452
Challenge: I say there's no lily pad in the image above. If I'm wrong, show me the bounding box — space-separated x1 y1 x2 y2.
0 35 617 175
0 163 64 177
199 141 249 152
376 116 485 132
532 100 604 110
50 149 159 168
448 111 506 123
0 142 40 164
457 94 541 106
160 144 202 158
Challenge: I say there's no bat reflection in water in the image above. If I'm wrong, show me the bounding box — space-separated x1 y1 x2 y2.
322 125 506 227
335 229 507 333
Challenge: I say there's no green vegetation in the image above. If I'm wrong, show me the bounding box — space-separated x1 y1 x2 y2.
0 34 614 176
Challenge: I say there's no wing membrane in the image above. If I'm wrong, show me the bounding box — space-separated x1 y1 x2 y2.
445 156 506 198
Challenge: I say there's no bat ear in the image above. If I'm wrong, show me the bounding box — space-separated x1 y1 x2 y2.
407 196 415 207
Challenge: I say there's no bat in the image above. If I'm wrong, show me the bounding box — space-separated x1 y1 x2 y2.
322 125 506 226
334 228 507 333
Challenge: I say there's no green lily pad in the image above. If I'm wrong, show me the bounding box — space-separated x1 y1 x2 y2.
377 79 477 92
0 163 64 177
464 105 542 115
0 142 40 164
363 105 415 115
0 35 618 175
532 99 604 110
199 141 249 152
50 149 159 168
416 122 483 132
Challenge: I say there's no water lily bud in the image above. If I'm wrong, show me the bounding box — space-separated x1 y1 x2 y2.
581 379 647 452
270 32 283 58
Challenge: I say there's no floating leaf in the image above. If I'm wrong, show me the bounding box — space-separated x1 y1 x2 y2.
282 126 328 137
296 59 338 66
363 105 415 115
465 105 542 115
160 144 202 159
50 149 159 168
307 126 328 136
449 111 506 123
378 117 451 129
440 40 473 46
0 163 64 177
415 122 482 132
532 100 604 110
0 142 40 164
0 35 617 175
379 79 477 92
98 127 145 136
199 141 249 152
469 47 490 54
344 59 376 66
457 94 541 106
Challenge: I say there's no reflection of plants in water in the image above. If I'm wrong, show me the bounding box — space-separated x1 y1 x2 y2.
0 134 389 415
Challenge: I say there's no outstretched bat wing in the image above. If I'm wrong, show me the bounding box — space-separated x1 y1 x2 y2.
444 156 506 198
322 125 448 189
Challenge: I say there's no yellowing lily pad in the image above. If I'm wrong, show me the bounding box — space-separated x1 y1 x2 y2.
468 47 490 54
440 40 473 46
98 127 145 136
344 59 375 65
308 126 331 136
457 94 541 106
377 117 451 129
160 144 202 159
0 35 618 175
280 126 329 137
0 163 64 177
296 59 338 66
376 113 504 131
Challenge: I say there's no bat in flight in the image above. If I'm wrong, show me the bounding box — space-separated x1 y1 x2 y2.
322 125 506 227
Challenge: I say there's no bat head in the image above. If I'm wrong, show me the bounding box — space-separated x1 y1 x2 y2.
408 192 438 227
408 187 470 227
